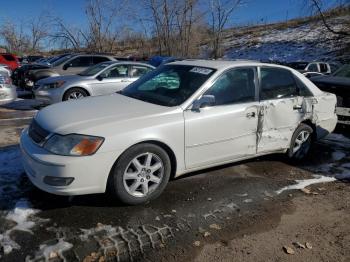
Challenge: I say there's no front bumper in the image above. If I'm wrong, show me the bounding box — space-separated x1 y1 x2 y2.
34 88 63 105
20 128 118 195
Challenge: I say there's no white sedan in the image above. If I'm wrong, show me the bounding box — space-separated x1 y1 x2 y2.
20 60 337 204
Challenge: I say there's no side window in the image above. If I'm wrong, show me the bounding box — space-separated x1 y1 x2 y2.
294 77 313 97
68 56 92 67
204 68 256 106
100 65 128 78
319 63 328 73
307 63 318 72
130 66 153 77
93 56 110 64
260 67 298 100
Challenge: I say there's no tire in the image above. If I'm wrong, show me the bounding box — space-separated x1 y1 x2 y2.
109 143 171 205
63 88 88 101
288 124 313 160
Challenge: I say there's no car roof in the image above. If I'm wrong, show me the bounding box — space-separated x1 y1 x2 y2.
103 61 155 67
169 59 281 70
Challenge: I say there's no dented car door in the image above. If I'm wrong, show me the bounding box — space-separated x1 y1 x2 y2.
257 67 309 153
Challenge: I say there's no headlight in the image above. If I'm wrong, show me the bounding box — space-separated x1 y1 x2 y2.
43 80 66 89
43 134 104 156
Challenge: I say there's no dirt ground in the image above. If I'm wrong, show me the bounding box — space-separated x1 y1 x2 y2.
194 182 350 262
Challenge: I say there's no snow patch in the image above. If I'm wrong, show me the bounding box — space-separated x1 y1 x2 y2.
276 175 337 195
0 147 45 256
0 200 40 255
26 239 73 262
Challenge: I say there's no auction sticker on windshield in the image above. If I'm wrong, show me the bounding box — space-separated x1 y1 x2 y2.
190 67 213 75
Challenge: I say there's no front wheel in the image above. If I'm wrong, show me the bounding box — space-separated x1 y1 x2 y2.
109 143 171 205
63 88 88 101
288 124 313 160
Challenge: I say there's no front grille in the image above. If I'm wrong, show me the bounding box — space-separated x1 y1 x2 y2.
28 120 50 144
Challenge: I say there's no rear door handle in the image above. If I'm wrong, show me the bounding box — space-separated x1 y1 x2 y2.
293 105 302 110
246 112 256 118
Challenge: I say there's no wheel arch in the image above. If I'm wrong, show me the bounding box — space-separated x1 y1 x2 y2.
108 140 178 185
62 86 91 101
300 119 317 141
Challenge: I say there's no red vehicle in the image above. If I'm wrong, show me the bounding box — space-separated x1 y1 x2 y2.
0 53 20 71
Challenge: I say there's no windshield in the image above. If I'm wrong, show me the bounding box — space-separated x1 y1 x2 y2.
51 55 74 66
333 65 350 78
78 62 111 76
121 64 216 107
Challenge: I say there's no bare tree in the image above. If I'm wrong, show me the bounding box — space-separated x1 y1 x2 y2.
305 0 350 36
84 0 123 52
27 13 50 51
0 20 30 53
208 0 243 59
49 17 85 50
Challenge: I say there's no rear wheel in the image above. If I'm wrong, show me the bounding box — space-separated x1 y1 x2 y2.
109 143 171 205
288 124 313 160
63 88 88 101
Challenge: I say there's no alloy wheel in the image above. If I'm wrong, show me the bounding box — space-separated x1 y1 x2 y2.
123 152 164 198
292 130 310 154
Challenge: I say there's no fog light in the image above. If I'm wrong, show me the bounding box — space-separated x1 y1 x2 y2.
43 176 74 186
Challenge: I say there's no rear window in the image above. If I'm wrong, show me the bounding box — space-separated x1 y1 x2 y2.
1 55 16 61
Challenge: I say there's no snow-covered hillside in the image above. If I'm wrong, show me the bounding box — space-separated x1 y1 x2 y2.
216 15 349 63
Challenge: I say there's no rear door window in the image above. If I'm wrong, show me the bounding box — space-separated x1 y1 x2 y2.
260 67 298 100
69 56 93 67
319 63 328 73
92 56 111 64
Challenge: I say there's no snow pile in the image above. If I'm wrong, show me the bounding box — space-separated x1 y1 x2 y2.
220 16 349 62
276 175 337 195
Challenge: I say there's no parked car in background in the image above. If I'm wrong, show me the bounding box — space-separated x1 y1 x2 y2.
0 72 17 105
0 53 20 71
12 54 74 89
0 64 12 76
311 64 350 125
287 61 333 77
27 54 116 88
33 61 155 104
21 60 337 204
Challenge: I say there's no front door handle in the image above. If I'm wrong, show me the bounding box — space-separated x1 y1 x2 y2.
293 105 302 110
246 112 256 118
121 79 131 82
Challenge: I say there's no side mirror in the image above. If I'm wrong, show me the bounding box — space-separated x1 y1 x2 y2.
96 75 104 81
63 63 71 70
192 95 215 111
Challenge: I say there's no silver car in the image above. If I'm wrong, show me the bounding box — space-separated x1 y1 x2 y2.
33 61 155 104
0 73 17 105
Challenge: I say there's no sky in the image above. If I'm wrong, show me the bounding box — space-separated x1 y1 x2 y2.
0 0 341 27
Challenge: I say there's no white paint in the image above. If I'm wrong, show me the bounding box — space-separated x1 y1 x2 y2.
276 175 337 195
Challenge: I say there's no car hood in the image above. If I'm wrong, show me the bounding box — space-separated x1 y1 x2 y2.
310 75 350 87
37 74 85 84
35 94 173 135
